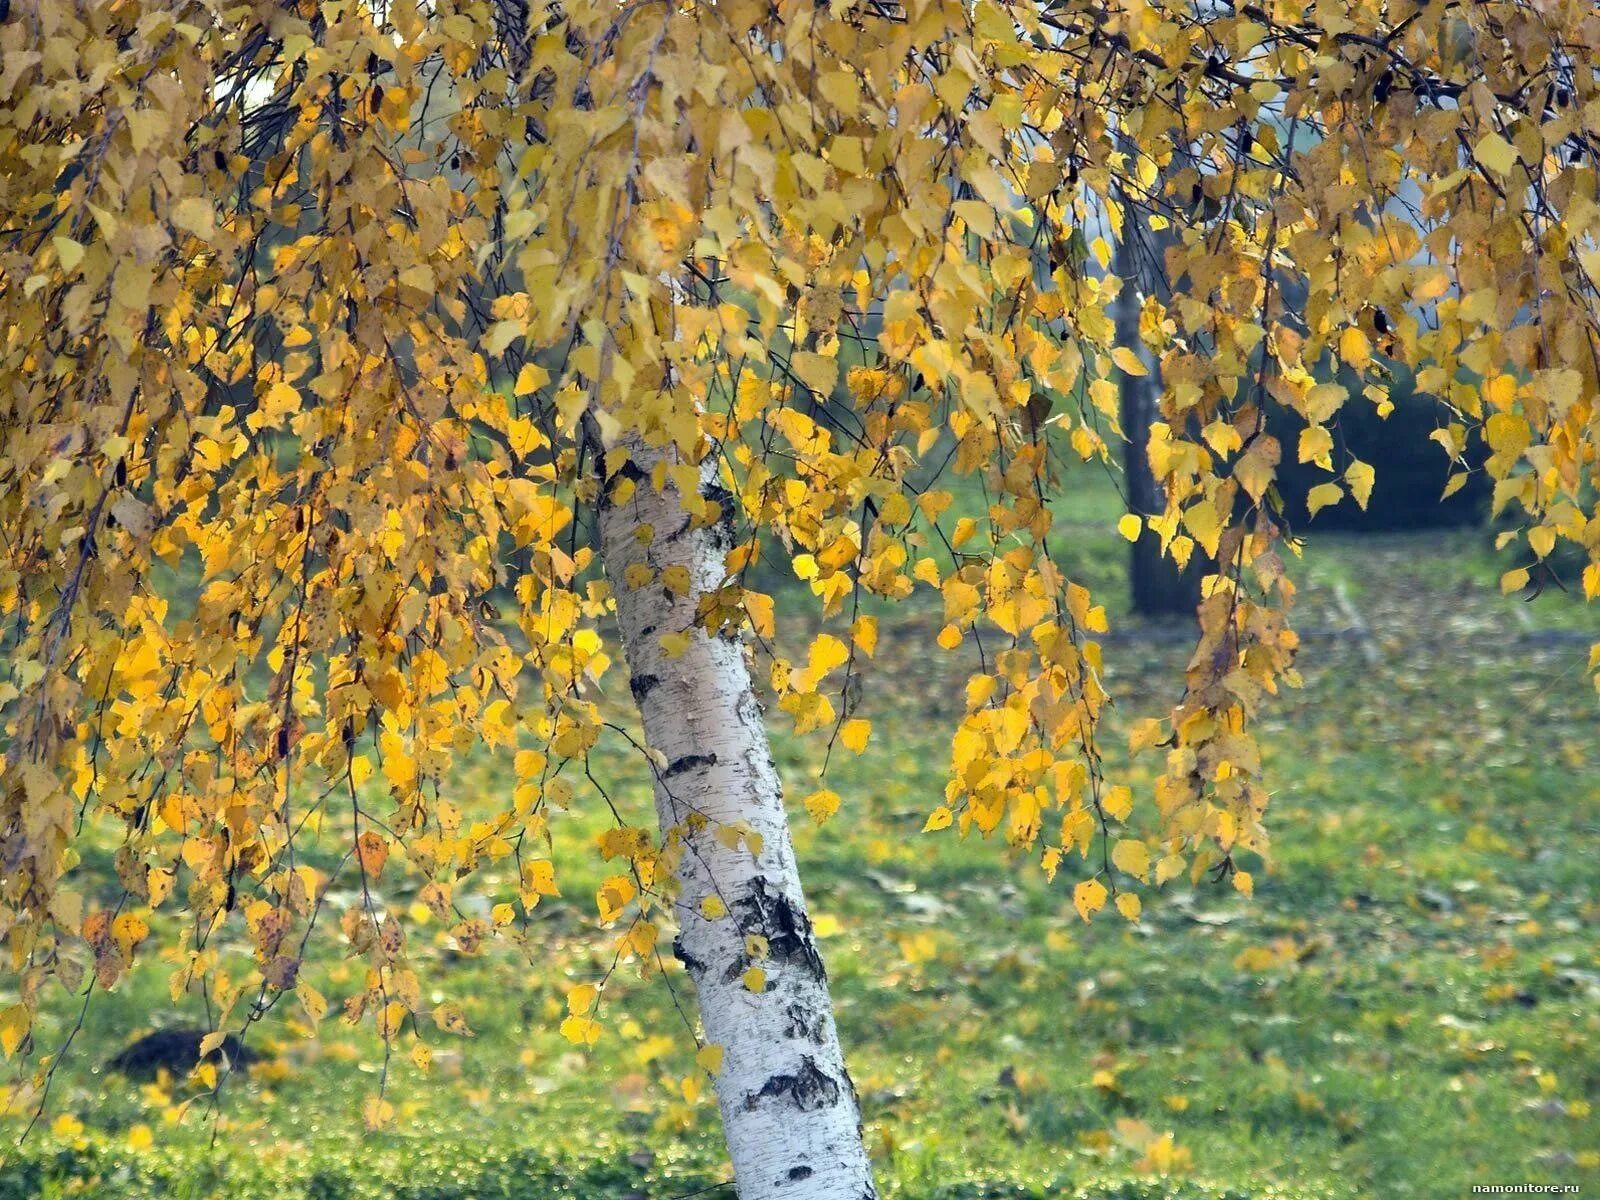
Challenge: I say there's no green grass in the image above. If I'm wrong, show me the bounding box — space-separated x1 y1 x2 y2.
3 468 1597 1199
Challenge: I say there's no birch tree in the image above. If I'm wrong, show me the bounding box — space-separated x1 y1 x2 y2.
3 1 1600 1197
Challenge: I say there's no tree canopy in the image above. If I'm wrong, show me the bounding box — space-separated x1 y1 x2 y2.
2 0 1598 1118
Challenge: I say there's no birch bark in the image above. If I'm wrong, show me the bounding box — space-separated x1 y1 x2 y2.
593 434 877 1200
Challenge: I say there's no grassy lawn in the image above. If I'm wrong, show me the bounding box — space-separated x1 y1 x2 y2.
3 470 1596 1200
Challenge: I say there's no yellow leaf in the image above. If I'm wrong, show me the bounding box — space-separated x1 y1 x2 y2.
514 362 550 395
172 197 215 238
923 806 954 832
1111 839 1150 880
356 831 389 877
1474 132 1519 176
1305 482 1343 517
1339 327 1371 369
112 913 150 956
1500 567 1530 594
147 867 175 908
791 351 838 396
567 983 598 1014
1111 346 1147 377
1233 870 1254 898
1074 878 1108 920
1128 718 1166 754
851 615 878 656
560 1015 601 1045
596 874 636 923
746 591 776 638
741 966 767 992
953 200 996 237
803 788 841 824
1298 425 1334 465
363 1096 395 1130
297 983 328 1025
700 895 728 919
696 1043 725 1075
1102 786 1133 822
523 859 559 896
0 1005 29 1058
1115 893 1142 921
1117 514 1143 542
433 1002 473 1035
1303 383 1347 423
840 718 870 753
807 634 849 678
54 237 85 271
1344 460 1375 510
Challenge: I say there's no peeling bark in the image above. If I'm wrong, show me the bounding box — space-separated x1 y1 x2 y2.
594 434 877 1200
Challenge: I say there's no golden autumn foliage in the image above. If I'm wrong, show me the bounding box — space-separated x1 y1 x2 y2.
1 0 1598 1115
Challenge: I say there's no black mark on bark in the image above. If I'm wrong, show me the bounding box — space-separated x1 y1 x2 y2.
786 1166 814 1183
700 481 737 549
672 934 708 977
782 1002 825 1044
665 752 717 778
736 877 826 981
744 1056 841 1112
598 458 646 509
629 673 660 702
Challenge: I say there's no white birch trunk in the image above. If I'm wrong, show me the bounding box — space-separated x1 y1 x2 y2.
593 434 877 1200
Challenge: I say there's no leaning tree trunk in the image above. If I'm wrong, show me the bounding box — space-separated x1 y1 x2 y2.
594 433 877 1200
1112 205 1207 617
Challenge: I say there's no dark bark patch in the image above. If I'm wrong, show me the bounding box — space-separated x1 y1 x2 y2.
699 480 737 551
599 458 647 509
744 1056 841 1112
671 934 708 977
629 673 660 702
664 752 717 778
782 1002 825 1045
735 877 826 981
699 477 735 510
786 1166 814 1183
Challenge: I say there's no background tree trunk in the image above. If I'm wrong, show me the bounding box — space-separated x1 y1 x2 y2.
1112 207 1207 617
594 435 877 1200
